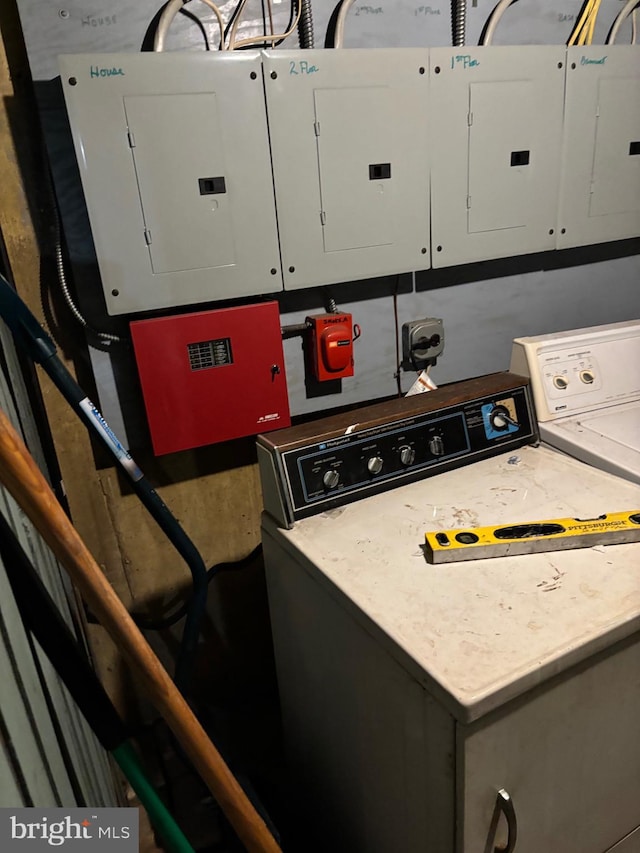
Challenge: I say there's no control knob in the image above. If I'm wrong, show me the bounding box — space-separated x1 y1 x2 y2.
489 406 510 431
429 435 444 457
553 375 568 390
399 446 415 466
580 370 594 384
367 456 384 475
323 469 340 489
491 411 508 429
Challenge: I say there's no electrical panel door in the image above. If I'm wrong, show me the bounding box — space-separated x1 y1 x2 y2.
263 49 430 290
467 81 534 233
123 93 236 275
315 87 395 253
558 47 640 248
590 78 640 217
430 47 565 268
59 52 282 315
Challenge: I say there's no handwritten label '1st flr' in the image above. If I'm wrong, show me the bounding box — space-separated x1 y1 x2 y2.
451 55 480 69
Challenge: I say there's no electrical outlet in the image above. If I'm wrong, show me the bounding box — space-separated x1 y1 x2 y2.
402 318 444 371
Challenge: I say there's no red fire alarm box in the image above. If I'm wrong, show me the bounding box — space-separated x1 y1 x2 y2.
306 313 354 382
130 301 290 455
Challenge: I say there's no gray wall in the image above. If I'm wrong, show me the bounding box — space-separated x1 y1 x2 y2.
15 0 640 445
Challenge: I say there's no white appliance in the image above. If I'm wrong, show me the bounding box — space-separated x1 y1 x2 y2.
259 379 640 853
511 320 640 484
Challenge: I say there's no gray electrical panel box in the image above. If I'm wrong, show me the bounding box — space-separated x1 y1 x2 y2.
429 46 566 268
558 46 640 249
262 49 430 290
59 52 282 315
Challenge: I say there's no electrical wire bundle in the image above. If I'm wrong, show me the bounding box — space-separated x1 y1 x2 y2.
481 0 515 45
568 0 605 46
153 0 313 52
607 0 639 43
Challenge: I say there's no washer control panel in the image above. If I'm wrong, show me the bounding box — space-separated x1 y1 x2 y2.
258 373 537 527
539 353 602 400
511 321 640 421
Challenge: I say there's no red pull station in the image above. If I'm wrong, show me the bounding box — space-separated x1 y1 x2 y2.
307 313 354 382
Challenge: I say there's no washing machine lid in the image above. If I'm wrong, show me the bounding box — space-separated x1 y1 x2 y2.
263 445 640 723
540 399 640 484
582 407 639 450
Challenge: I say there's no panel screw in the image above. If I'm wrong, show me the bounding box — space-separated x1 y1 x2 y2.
436 245 442 252
421 247 427 254
270 268 277 275
549 229 554 235
288 266 295 273
433 66 440 74
270 71 277 79
111 289 119 296
419 66 426 75
558 62 563 69
571 62 576 69
59 9 69 18
68 77 77 86
561 228 566 234
250 71 257 80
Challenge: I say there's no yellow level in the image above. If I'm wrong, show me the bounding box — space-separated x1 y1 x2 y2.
425 510 640 564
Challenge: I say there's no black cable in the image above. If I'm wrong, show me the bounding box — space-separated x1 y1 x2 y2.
231 0 271 50
325 0 343 47
223 0 249 46
261 0 268 43
274 0 298 47
0 511 129 751
232 0 298 49
141 2 170 50
133 544 262 631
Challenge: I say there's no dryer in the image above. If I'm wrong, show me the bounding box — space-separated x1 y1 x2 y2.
259 373 640 853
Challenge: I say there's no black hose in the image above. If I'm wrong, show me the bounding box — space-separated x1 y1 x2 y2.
0 274 207 694
133 544 262 631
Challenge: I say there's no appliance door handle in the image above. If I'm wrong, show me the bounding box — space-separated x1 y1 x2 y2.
494 788 517 853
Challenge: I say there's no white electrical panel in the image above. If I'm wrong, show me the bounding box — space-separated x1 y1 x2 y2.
557 46 640 249
262 49 430 290
429 47 566 268
59 52 282 315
